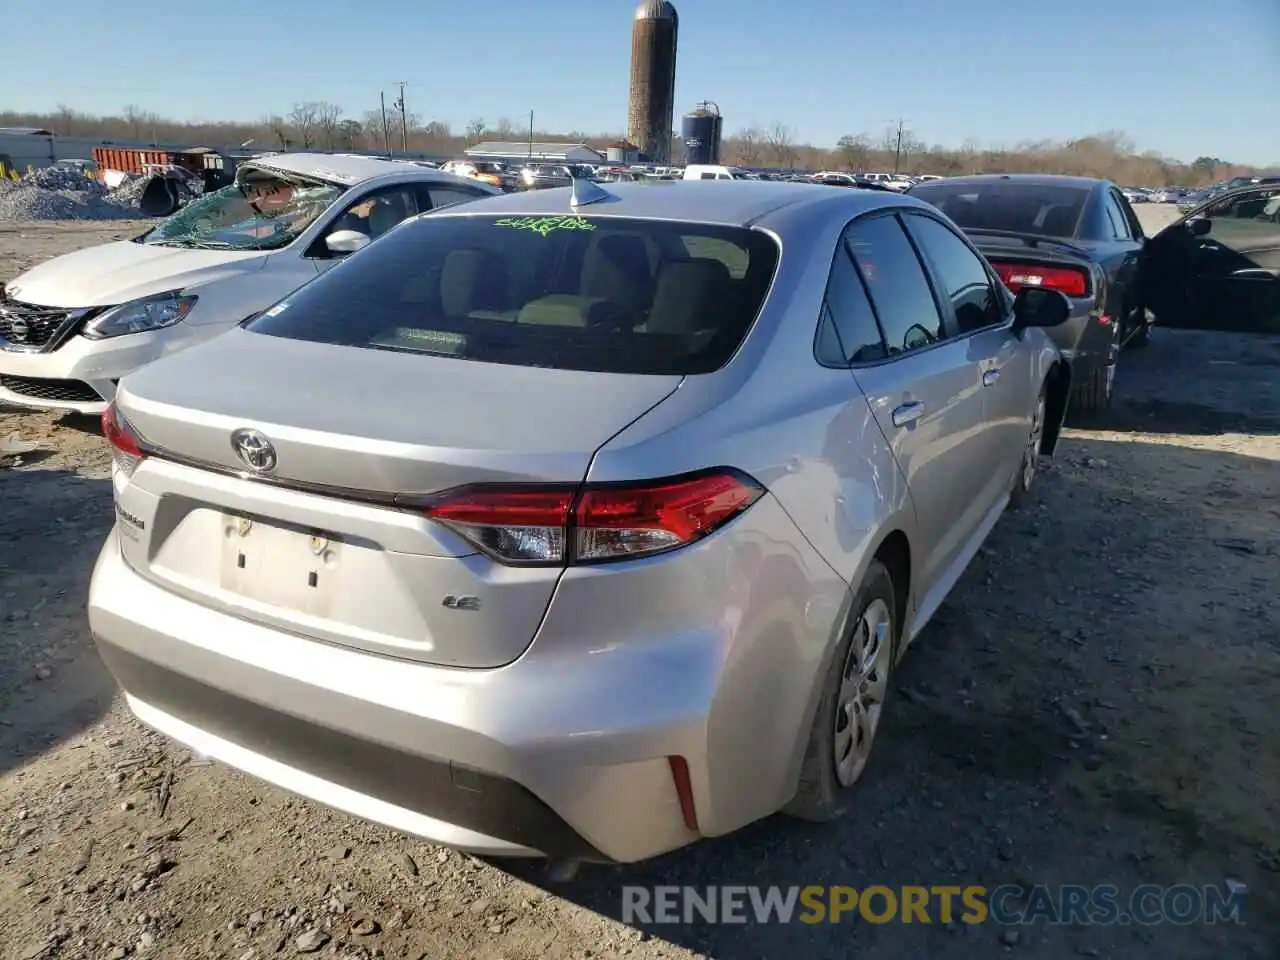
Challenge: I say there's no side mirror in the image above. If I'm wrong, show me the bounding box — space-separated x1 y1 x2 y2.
325 229 371 255
1011 287 1071 332
1187 217 1211 237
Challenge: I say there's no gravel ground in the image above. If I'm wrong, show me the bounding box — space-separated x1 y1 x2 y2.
0 169 144 223
1 208 1277 960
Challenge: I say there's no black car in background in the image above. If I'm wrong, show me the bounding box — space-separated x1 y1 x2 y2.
1141 181 1280 335
908 174 1148 414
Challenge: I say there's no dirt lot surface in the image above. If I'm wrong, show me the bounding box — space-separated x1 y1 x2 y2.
2 210 1277 960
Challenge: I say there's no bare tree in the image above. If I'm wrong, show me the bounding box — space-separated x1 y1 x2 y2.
386 110 422 150
360 110 388 150
879 126 900 157
765 123 797 169
420 120 452 150
287 102 321 148
733 126 764 166
123 104 145 141
835 133 871 172
264 115 292 149
54 104 76 136
316 102 343 148
494 117 517 138
466 118 486 144
958 137 982 174
897 132 924 172
336 119 363 149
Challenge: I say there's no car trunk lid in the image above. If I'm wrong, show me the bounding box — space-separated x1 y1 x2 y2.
111 328 682 667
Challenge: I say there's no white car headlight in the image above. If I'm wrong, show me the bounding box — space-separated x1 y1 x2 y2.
82 292 198 340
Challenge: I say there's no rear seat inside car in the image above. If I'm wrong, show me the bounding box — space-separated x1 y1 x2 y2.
435 234 736 334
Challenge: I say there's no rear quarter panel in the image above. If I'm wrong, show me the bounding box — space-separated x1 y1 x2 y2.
587 201 917 826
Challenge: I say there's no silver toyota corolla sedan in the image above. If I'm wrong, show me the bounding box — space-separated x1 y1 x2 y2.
89 180 1073 864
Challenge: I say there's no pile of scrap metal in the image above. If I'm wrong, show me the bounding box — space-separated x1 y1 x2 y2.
93 146 239 216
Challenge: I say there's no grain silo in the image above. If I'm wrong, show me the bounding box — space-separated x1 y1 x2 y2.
681 101 722 166
627 0 679 164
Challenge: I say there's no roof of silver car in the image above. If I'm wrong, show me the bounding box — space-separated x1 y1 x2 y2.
435 180 907 227
242 152 439 187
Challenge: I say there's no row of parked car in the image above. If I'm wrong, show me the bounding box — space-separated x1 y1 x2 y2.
5 154 1277 867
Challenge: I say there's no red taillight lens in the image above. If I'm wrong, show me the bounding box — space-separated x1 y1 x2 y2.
991 262 1089 298
575 471 762 562
421 469 764 566
423 487 575 565
101 402 145 475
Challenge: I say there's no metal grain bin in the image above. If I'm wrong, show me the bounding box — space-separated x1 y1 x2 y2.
681 102 722 166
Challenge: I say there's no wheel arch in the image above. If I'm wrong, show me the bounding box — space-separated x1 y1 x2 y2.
872 529 911 661
779 523 914 806
1042 360 1072 455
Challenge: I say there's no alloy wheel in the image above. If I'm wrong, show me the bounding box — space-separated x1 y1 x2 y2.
1023 394 1045 490
833 598 892 786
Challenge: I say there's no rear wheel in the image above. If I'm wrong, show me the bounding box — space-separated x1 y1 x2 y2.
785 560 895 823
1070 359 1113 417
1010 385 1046 509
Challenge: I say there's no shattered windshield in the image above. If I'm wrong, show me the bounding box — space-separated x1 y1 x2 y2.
140 177 342 251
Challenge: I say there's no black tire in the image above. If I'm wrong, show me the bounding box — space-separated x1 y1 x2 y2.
1010 383 1047 510
1070 361 1113 417
784 560 896 823
1128 310 1152 348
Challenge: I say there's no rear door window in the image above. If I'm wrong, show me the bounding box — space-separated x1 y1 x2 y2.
425 183 493 210
248 215 780 376
844 214 946 355
902 214 1005 335
1104 191 1132 240
816 243 886 366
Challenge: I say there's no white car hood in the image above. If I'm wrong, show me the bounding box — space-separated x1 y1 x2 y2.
5 240 269 309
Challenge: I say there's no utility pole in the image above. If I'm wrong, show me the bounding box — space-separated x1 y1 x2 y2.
380 91 390 156
894 118 904 175
394 82 408 154
528 110 534 163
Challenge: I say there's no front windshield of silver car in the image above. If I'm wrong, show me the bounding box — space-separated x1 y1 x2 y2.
140 176 341 251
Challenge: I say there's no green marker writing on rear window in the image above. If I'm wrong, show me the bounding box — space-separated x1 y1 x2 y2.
494 215 596 236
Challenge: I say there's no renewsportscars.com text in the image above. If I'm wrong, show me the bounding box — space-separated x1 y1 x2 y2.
622 884 1247 926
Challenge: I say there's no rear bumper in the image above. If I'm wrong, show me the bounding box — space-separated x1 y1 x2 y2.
99 643 602 859
88 494 848 862
1049 310 1117 370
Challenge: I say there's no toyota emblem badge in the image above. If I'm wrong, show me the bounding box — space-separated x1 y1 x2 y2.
230 428 278 473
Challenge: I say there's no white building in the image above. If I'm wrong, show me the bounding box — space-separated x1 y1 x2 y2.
463 141 605 164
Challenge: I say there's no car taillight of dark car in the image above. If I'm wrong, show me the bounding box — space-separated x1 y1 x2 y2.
990 262 1090 298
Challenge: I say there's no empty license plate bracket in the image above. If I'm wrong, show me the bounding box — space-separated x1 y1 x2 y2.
220 514 341 617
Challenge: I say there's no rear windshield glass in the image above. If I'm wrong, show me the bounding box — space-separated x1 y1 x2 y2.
910 181 1090 238
246 214 780 375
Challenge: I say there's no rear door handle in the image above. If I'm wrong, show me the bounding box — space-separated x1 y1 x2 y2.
891 402 924 427
982 369 1000 387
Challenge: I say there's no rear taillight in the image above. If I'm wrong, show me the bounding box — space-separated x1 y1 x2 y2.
421 468 764 566
991 262 1089 298
101 401 145 476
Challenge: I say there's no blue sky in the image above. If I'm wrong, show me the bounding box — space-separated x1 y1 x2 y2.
3 0 1277 164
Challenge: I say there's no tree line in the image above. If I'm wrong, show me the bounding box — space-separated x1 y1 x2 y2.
3 104 1273 188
